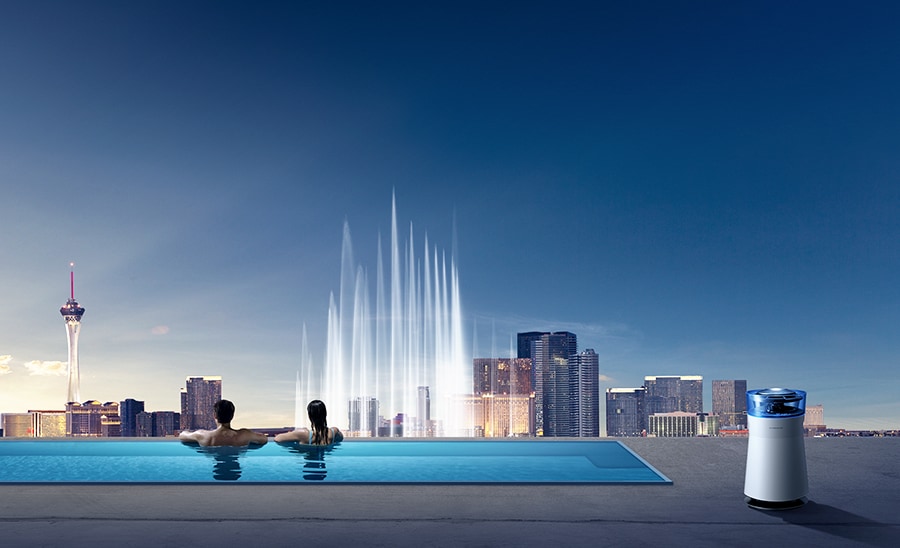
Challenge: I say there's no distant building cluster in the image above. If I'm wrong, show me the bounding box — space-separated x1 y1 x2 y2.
466 332 837 439
1 376 222 438
0 279 854 439
472 331 728 439
606 377 742 438
471 331 599 437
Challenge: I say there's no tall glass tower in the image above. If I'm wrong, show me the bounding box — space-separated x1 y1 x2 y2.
712 379 748 429
569 349 599 437
180 376 223 430
60 264 85 404
530 332 577 437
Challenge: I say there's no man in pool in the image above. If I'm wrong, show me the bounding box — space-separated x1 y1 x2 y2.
178 399 268 447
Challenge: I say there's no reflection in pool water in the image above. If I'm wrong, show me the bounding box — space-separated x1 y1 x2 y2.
184 442 265 481
184 441 341 481
277 442 338 481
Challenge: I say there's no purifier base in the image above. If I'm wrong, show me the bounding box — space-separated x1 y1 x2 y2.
745 496 807 511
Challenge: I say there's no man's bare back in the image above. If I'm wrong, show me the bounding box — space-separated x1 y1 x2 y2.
180 425 267 447
178 399 268 447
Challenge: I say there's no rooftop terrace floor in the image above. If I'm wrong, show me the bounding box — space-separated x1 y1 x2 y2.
1 437 897 547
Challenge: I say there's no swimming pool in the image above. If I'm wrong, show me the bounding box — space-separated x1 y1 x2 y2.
0 439 671 484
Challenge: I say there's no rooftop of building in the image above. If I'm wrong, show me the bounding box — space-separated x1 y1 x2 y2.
1 437 897 547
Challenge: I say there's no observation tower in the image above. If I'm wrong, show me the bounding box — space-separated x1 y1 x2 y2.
60 263 85 404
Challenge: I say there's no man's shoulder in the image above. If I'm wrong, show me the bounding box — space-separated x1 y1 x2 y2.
238 428 268 443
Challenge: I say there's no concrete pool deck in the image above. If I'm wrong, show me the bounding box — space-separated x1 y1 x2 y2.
1 437 897 547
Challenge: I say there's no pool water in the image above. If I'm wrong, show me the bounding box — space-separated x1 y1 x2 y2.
0 439 671 484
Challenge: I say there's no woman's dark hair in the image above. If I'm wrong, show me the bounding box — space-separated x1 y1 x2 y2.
307 400 329 445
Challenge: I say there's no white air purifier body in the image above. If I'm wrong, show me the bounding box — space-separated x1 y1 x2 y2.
744 388 808 510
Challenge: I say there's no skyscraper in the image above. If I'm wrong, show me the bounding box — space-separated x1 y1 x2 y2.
59 264 85 404
180 376 222 431
712 380 747 429
120 398 145 437
416 386 431 436
473 358 533 396
569 349 600 437
529 331 577 437
516 332 545 360
349 397 379 437
606 387 647 437
644 375 703 414
472 358 535 437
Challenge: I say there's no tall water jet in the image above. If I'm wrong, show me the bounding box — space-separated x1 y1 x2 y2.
294 325 315 429
297 194 471 436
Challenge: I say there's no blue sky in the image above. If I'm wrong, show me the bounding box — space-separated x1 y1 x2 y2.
2 1 898 430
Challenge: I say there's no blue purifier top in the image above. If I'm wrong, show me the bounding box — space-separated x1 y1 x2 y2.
747 388 806 418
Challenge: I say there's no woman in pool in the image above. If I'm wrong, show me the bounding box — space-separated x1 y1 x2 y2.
275 399 344 445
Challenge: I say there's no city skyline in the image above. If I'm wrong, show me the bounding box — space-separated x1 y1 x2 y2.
2 2 899 430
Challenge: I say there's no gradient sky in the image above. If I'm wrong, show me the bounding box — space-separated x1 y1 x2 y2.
2 1 898 430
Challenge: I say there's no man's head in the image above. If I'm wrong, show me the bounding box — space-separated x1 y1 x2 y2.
214 399 235 424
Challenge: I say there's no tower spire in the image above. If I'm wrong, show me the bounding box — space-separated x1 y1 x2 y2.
61 263 86 406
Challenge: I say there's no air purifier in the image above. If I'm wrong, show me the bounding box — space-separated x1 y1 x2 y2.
744 387 808 510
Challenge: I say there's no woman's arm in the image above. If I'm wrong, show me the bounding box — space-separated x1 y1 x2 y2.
274 428 309 443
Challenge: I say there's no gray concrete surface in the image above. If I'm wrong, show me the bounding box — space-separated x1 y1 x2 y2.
1 437 897 547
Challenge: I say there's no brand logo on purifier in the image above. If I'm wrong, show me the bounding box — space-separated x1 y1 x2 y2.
768 426 784 430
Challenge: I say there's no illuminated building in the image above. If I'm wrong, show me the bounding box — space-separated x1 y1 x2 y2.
473 358 533 396
30 410 67 437
529 332 577 437
66 400 120 437
1 411 68 438
1 413 35 437
472 357 535 437
472 393 535 437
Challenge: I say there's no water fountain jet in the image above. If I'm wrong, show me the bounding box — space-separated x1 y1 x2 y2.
297 194 471 436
